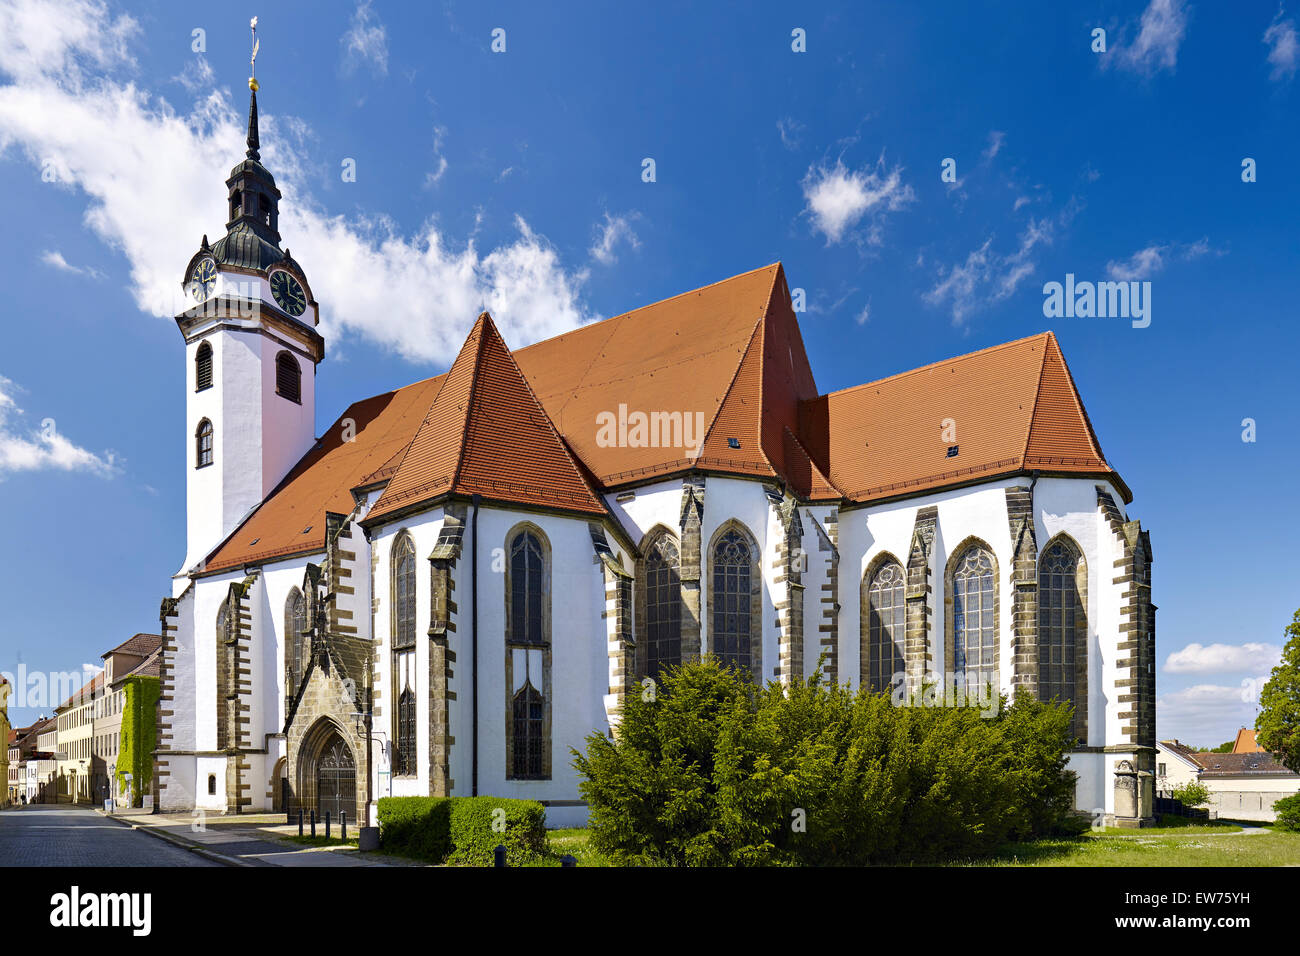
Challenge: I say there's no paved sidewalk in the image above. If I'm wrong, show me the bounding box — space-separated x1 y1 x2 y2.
104 808 420 867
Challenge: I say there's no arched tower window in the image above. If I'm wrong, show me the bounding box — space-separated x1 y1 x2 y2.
1038 538 1088 742
709 524 760 678
505 524 551 780
951 544 997 694
276 351 301 404
195 419 213 469
195 341 213 392
230 189 241 221
643 532 682 680
390 533 417 776
863 558 905 695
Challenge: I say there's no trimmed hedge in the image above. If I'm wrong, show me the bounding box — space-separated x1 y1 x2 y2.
573 657 1079 866
376 795 546 865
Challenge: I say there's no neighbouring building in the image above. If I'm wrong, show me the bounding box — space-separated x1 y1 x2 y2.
35 718 58 804
156 73 1157 829
0 678 9 804
54 673 103 804
95 634 163 806
7 722 42 806
1157 735 1300 822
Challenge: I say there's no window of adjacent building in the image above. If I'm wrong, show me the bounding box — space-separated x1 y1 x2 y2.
865 560 906 695
195 341 213 391
952 545 997 692
196 419 214 468
275 351 301 404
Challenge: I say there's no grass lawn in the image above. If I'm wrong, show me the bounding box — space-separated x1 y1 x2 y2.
545 821 1300 867
282 834 360 848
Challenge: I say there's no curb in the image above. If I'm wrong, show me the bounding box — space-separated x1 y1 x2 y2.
100 810 253 868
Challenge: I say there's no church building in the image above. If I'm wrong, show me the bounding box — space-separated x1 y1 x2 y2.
154 80 1157 829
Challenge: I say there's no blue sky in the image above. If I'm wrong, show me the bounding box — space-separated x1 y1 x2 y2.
1 0 1296 745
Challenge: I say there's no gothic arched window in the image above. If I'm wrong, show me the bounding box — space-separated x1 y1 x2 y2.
285 588 306 699
275 351 301 404
952 545 997 693
509 530 545 644
195 419 213 468
1038 538 1087 742
391 533 417 776
644 533 682 680
195 341 213 391
865 559 906 695
512 683 544 779
710 526 757 675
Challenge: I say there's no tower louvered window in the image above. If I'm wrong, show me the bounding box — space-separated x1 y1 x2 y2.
195 341 213 391
276 351 301 403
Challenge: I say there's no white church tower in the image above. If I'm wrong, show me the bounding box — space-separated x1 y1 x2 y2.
174 62 324 580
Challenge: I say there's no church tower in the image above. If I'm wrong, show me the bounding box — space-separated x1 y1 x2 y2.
175 41 324 579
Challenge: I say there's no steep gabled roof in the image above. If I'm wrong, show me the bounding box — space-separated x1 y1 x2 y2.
798 331 1127 505
367 312 608 522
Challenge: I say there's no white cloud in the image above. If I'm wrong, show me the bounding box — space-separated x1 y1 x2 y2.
1110 0 1189 75
1264 10 1299 82
924 217 1054 325
589 211 640 265
776 116 803 151
982 130 1005 161
1156 681 1265 747
40 249 103 278
0 0 598 366
341 0 388 75
801 155 914 245
1164 642 1282 675
1106 238 1215 280
173 55 214 93
0 374 118 478
423 125 449 187
854 300 871 326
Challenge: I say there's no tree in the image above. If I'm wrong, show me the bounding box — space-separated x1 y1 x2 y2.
1256 607 1300 775
1169 780 1210 808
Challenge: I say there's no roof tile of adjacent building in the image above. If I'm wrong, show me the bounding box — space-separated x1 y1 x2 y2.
1193 752 1294 776
103 633 163 660
203 263 1127 573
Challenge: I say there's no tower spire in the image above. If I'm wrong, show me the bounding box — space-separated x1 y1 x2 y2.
246 16 260 161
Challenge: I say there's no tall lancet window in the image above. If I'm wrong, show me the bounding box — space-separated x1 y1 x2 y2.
952 545 997 693
710 525 758 677
285 588 306 703
644 533 682 680
391 533 417 776
505 525 550 780
865 560 906 695
1038 538 1087 742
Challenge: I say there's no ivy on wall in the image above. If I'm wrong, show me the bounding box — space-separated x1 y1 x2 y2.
115 675 160 807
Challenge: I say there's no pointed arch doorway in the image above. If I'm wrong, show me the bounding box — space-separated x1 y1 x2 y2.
316 732 356 821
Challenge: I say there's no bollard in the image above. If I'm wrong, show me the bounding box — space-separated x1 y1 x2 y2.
298 809 303 837
310 809 316 838
341 811 347 840
494 844 507 868
561 854 577 867
326 811 331 839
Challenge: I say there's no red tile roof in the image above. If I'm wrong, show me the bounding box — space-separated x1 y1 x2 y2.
368 312 608 522
103 633 162 660
799 332 1126 505
202 264 1127 574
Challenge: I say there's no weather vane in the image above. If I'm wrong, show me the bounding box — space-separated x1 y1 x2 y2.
249 16 260 91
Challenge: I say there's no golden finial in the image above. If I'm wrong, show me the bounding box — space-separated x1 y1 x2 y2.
249 16 260 91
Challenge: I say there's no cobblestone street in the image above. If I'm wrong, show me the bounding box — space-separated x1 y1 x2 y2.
0 805 219 867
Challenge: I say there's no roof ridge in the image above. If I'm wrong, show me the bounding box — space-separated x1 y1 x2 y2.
449 314 493 493
822 331 1052 399
1046 332 1108 464
1021 332 1053 463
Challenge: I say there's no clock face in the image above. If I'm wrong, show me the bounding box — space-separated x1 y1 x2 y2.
189 258 217 302
270 270 307 317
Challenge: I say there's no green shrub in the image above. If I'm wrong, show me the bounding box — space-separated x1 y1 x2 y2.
1170 781 1210 808
573 658 1079 866
376 795 546 865
1273 793 1300 832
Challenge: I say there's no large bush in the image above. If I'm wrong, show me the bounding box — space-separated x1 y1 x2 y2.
376 795 546 865
573 658 1078 865
1273 793 1300 832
